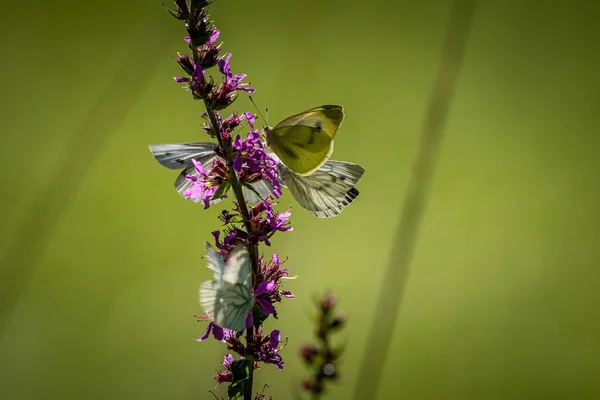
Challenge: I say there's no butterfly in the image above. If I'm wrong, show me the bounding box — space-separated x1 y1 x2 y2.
149 142 272 204
149 143 364 217
263 105 343 176
199 242 253 332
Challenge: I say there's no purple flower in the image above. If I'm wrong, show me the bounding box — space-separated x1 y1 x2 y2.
214 354 234 384
249 199 292 245
184 159 228 209
196 320 235 343
174 63 212 98
219 53 255 94
254 281 278 316
230 129 282 202
208 29 220 45
176 53 194 75
210 53 255 109
257 329 284 370
252 253 294 318
212 228 245 257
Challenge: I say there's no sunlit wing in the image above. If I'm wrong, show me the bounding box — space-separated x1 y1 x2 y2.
273 105 344 139
242 179 274 203
149 142 217 169
265 105 344 176
222 245 251 287
204 242 226 282
199 280 253 332
278 160 364 218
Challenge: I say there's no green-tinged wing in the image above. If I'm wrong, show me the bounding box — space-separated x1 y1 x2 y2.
149 142 217 169
242 180 274 203
199 280 253 332
204 242 226 282
268 125 334 175
222 245 251 287
273 105 344 137
149 142 224 204
278 160 365 218
266 105 344 176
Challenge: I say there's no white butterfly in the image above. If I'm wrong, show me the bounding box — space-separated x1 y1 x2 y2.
199 242 253 332
149 143 364 217
149 142 271 204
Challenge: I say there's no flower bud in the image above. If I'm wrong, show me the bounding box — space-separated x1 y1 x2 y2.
299 343 319 364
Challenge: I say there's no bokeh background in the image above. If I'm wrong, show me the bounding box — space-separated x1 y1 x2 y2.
1 0 600 399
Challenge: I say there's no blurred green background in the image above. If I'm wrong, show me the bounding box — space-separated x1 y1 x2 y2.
1 0 600 399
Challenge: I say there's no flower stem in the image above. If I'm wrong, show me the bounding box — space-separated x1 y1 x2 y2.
202 99 257 400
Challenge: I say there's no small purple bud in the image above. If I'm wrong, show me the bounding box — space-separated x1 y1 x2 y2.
299 344 319 363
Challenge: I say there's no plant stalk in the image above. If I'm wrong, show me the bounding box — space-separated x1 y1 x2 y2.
203 99 257 400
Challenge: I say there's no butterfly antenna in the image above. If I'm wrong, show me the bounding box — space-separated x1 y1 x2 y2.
249 96 268 126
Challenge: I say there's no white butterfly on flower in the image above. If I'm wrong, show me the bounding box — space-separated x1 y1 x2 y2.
149 143 365 218
199 242 253 332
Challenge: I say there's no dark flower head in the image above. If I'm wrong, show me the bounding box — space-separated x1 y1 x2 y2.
220 111 255 141
253 253 294 317
253 329 285 370
329 315 347 330
186 29 222 69
163 0 189 20
213 353 234 384
212 228 247 257
176 53 194 75
174 62 213 99
209 53 255 110
320 293 337 313
299 343 319 364
248 198 291 246
301 379 323 394
187 8 216 48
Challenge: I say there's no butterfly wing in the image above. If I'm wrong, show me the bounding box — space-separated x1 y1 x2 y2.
149 142 223 204
278 160 364 218
204 242 226 282
266 105 344 176
222 245 251 287
242 179 274 203
149 143 217 169
199 280 253 332
273 105 344 135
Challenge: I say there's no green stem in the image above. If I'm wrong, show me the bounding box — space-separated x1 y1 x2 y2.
203 99 257 400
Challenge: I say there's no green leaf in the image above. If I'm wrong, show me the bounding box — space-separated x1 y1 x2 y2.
161 1 186 20
227 359 253 399
252 305 269 328
227 383 243 400
230 215 245 224
211 181 231 201
231 359 252 384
